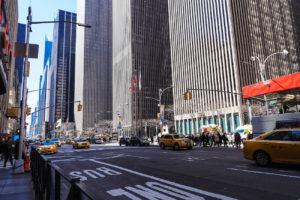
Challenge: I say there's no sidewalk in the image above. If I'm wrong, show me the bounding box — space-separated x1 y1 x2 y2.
0 160 34 200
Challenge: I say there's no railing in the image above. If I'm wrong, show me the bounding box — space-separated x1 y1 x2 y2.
30 147 97 200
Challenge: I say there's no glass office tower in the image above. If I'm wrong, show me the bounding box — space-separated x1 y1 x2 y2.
112 0 172 136
49 10 76 128
74 0 112 131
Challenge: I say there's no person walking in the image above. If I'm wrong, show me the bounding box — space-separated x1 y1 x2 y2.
222 133 228 147
150 136 154 144
0 137 4 161
216 132 221 147
234 132 241 149
3 137 14 167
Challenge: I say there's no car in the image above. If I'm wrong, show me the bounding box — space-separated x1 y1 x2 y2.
159 134 193 150
60 138 66 145
119 137 130 146
65 138 73 144
243 129 300 166
94 139 103 144
51 138 62 147
33 140 41 145
72 139 90 149
37 141 58 154
129 137 150 146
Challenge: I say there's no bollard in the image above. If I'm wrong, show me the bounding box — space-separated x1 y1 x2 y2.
23 151 31 172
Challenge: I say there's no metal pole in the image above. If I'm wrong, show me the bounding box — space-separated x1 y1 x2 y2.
159 89 163 135
259 62 268 115
15 6 31 173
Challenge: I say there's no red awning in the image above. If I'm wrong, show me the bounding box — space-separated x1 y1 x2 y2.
242 72 300 99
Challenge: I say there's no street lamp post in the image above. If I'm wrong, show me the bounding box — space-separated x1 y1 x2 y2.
250 49 288 115
15 6 90 173
145 85 173 136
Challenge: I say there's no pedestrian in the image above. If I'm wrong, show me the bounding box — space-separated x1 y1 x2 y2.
3 137 14 168
222 133 228 147
0 137 4 161
234 132 241 149
204 132 209 147
216 132 221 147
151 136 154 144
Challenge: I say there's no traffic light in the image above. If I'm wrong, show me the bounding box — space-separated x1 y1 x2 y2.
6 107 19 119
25 106 31 116
77 103 83 111
183 91 192 100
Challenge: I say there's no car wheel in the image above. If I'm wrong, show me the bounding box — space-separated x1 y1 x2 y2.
254 151 270 166
173 143 180 151
160 143 165 149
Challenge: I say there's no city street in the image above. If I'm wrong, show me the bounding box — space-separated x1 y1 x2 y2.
42 145 300 200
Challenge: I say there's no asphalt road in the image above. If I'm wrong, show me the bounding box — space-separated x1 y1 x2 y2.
42 144 300 200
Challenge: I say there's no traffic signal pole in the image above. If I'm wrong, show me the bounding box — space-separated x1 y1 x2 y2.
14 7 32 173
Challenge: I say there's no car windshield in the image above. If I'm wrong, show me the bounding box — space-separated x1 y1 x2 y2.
173 135 180 139
42 141 55 145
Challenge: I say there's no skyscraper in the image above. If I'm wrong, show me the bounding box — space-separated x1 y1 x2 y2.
48 10 76 130
112 0 172 136
36 38 52 137
168 0 300 135
74 0 112 131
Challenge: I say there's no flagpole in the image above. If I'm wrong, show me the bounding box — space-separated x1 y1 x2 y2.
134 69 138 137
138 69 142 137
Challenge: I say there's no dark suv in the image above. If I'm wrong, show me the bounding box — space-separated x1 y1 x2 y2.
129 137 150 146
119 137 130 146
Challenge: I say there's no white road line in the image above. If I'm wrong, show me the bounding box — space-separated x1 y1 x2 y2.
90 159 237 200
51 158 78 163
228 168 300 179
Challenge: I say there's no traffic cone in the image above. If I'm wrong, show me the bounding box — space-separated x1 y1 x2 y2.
23 152 31 172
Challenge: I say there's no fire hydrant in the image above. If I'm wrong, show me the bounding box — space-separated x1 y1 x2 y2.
23 152 31 172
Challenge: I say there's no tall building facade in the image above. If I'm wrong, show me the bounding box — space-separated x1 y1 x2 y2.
36 38 52 137
112 0 172 136
48 10 76 129
0 0 18 133
168 0 300 135
74 0 112 131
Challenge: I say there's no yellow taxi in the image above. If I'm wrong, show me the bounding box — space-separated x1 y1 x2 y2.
72 139 90 149
159 134 193 150
37 141 58 154
243 129 300 166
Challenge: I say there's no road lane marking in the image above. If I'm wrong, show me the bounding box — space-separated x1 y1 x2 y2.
228 168 300 179
108 181 206 200
70 167 122 181
90 159 237 200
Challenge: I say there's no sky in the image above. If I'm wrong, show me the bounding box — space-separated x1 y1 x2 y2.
18 0 76 125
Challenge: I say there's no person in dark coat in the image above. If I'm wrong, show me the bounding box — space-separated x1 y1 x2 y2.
0 137 4 161
222 133 228 147
3 137 14 167
234 132 241 149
